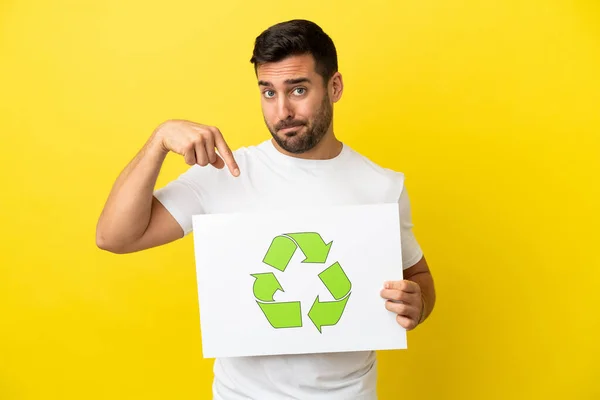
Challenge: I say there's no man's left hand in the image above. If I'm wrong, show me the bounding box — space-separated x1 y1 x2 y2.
380 280 423 330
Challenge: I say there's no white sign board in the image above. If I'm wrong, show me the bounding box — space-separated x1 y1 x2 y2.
191 203 406 358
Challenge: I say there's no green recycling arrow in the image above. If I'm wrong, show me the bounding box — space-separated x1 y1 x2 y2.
256 301 302 328
262 232 332 271
308 293 350 333
252 232 351 332
251 273 283 302
262 236 297 272
307 261 352 333
287 233 332 263
318 262 352 300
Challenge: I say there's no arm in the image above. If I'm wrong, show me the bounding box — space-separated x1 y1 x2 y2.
96 119 239 254
95 134 183 254
379 181 435 329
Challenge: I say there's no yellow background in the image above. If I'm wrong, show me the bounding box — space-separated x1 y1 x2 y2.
1 0 599 399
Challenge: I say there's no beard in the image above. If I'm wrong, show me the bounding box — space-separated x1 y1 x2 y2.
265 94 333 154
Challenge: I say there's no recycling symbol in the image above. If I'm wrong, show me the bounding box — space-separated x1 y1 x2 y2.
251 232 352 333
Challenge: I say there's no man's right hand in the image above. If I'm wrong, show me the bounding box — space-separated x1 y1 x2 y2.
153 119 240 177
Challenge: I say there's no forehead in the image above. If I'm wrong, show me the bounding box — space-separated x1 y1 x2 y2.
256 54 319 83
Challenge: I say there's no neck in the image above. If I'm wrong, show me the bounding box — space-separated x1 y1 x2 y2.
271 130 343 160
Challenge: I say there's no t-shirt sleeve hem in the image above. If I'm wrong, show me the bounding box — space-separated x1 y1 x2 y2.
402 248 424 270
154 189 194 236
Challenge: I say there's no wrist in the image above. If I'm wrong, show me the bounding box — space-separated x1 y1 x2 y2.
149 127 169 158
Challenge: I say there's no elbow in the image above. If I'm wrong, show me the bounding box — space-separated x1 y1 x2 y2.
96 229 127 254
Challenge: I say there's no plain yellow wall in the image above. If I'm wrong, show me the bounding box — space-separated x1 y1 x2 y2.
1 0 599 399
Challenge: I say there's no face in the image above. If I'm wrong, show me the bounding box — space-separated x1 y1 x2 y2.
257 54 339 154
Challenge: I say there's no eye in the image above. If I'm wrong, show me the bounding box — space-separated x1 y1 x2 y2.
263 90 275 99
293 87 306 96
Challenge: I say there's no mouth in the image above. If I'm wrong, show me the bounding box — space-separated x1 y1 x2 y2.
278 125 304 135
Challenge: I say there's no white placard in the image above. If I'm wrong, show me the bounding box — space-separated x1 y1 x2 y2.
191 203 406 358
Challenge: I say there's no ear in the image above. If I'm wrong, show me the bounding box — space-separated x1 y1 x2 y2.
329 72 344 102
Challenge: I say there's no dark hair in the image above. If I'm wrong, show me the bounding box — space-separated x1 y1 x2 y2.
250 19 338 84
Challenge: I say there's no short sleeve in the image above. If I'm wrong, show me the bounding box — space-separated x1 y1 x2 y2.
398 185 424 270
153 166 206 236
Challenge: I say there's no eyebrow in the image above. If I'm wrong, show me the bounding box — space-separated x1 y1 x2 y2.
258 77 312 87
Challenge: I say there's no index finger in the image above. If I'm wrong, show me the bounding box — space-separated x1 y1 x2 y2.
211 127 240 177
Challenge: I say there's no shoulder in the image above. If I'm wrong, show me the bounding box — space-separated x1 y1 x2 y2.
344 145 405 179
344 145 406 200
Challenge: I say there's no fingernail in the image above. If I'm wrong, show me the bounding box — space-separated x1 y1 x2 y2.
234 168 240 176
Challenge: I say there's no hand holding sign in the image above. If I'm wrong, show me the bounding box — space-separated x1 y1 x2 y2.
380 280 423 330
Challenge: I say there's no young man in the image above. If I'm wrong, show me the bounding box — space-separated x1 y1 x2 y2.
96 19 435 400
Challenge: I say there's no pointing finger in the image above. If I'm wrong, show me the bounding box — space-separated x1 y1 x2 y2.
211 127 240 177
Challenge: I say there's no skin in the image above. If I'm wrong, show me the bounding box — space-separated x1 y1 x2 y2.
96 53 435 330
257 53 344 159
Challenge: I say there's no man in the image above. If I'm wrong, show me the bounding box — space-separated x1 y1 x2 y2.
96 19 435 400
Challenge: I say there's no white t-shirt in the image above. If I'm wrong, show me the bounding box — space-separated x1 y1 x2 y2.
154 139 423 400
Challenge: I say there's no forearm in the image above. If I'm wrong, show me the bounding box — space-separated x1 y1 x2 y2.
96 134 167 249
407 270 436 324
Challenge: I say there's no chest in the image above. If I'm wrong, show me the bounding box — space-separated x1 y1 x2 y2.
205 171 383 214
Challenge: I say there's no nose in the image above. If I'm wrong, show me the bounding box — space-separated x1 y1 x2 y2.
276 96 294 121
